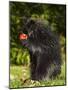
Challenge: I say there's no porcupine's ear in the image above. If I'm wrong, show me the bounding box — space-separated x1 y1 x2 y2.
25 19 35 27
22 17 35 25
22 17 28 25
30 19 35 24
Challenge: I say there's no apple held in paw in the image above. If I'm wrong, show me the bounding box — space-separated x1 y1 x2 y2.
19 33 28 40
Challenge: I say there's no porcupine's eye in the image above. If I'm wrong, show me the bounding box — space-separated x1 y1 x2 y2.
23 29 28 34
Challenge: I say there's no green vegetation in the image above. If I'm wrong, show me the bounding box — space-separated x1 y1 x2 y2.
10 61 65 88
9 2 66 88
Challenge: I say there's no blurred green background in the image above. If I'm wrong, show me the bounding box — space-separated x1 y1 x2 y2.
9 2 66 88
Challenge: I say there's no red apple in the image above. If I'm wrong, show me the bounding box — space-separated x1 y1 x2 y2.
19 34 28 40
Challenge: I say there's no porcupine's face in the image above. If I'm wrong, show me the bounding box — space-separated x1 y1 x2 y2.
19 19 38 48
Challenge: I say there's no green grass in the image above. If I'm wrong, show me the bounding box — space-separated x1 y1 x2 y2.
10 61 66 88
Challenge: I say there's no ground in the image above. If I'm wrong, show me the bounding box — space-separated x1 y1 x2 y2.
10 61 66 88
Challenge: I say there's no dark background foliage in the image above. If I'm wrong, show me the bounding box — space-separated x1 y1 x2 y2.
10 2 66 65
